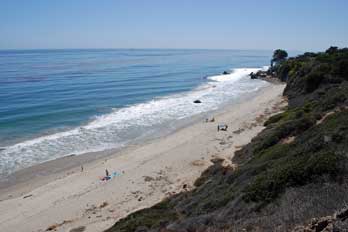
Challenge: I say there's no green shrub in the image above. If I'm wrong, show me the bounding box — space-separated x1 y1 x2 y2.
253 144 291 163
243 151 343 203
332 59 348 80
304 71 324 93
105 200 178 232
256 114 315 153
320 87 348 111
264 113 284 126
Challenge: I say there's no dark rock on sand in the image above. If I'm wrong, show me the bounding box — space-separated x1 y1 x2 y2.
249 70 268 79
249 70 283 83
250 72 257 79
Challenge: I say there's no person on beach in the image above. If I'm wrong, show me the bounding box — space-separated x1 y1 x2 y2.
217 124 228 131
105 169 109 177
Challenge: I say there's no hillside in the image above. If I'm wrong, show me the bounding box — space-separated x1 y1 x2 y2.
105 47 348 232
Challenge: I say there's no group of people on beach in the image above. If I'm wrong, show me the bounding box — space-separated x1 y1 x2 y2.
81 165 112 181
79 116 228 183
205 117 228 132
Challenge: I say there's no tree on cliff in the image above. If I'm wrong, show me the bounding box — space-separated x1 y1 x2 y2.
326 46 338 54
271 49 288 67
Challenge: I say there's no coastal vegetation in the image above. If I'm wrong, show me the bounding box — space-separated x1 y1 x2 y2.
105 47 348 231
271 49 288 68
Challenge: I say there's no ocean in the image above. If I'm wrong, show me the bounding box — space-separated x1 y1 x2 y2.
0 49 272 178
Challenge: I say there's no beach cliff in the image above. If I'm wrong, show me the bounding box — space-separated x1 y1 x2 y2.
105 47 348 232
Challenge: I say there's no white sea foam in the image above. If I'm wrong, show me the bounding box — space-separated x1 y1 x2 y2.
0 67 269 177
208 68 261 82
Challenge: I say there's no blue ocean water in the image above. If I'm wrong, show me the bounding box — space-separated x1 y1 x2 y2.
0 49 272 177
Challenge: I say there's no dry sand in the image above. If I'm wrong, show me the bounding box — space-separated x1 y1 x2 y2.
0 84 286 232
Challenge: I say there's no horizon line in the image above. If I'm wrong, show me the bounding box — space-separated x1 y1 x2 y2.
0 47 305 52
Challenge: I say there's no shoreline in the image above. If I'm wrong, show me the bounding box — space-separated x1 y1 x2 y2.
0 83 286 232
0 79 269 198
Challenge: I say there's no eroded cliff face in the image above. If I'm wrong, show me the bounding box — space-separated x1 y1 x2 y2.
105 48 348 232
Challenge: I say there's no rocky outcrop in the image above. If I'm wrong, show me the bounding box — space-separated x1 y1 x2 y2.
249 70 281 83
249 72 257 79
249 70 267 79
292 207 348 232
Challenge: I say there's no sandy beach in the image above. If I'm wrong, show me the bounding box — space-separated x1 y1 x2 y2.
0 83 286 232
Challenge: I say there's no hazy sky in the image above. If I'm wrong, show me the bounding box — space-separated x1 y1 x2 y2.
1 0 347 51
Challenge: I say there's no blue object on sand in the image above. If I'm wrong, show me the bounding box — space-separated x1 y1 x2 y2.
100 171 122 181
111 171 121 177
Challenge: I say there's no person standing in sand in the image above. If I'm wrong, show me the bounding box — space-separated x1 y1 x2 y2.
105 169 109 177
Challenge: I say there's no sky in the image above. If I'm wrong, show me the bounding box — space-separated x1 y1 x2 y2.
0 0 347 51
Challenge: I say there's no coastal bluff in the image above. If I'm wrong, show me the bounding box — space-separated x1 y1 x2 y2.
105 47 348 232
